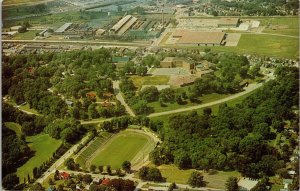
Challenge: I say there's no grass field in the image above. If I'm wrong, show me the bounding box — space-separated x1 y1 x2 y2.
76 133 112 168
17 134 61 183
153 164 240 189
261 17 299 36
90 130 155 169
170 33 298 59
19 103 40 115
12 30 41 40
5 122 22 137
3 0 42 5
130 75 170 90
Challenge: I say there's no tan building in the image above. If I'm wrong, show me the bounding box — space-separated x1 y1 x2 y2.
173 30 226 46
160 57 194 70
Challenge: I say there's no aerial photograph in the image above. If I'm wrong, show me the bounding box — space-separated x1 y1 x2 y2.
1 0 299 190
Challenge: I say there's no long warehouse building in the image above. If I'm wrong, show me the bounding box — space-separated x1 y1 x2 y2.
111 15 137 36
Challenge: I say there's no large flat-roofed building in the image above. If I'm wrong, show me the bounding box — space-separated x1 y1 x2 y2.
173 30 226 46
54 23 73 34
111 15 137 36
218 18 240 27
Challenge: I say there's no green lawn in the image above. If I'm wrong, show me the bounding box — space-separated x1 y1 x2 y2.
91 130 152 169
171 33 298 59
5 122 22 137
154 164 240 189
149 93 231 113
12 30 41 40
17 134 62 183
262 17 299 36
130 75 170 90
213 34 299 59
19 103 40 115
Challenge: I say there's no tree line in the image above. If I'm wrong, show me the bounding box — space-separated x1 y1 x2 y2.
150 66 298 181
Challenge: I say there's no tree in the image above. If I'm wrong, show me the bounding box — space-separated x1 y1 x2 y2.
107 165 112 175
225 177 239 191
98 165 104 173
168 182 177 191
83 174 93 184
2 173 19 190
139 86 159 102
136 66 148 76
65 158 76 170
122 161 131 173
188 171 205 187
90 164 96 173
48 178 54 185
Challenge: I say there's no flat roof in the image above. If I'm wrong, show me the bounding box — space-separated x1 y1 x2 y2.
219 18 240 25
175 30 225 44
55 23 72 33
111 15 132 32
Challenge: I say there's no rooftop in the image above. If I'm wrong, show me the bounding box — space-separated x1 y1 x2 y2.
111 15 132 32
55 23 72 33
238 178 258 191
175 30 225 44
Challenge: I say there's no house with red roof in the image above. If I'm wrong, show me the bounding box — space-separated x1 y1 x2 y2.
59 172 70 180
101 178 110 186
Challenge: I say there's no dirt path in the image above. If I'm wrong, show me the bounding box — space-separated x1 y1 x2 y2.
113 81 136 117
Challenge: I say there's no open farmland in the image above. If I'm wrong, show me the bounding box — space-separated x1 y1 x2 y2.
17 134 61 183
89 130 156 169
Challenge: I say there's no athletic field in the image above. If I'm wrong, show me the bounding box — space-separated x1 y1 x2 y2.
89 130 156 169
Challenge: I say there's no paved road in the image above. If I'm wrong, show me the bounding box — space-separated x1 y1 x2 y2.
113 81 136 117
57 170 222 191
2 39 150 47
36 134 91 184
148 82 263 118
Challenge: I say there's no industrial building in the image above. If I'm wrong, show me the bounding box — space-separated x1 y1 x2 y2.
218 18 240 28
110 15 138 36
173 30 226 46
54 23 73 34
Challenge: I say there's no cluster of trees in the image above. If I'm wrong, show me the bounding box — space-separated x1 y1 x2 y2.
2 125 31 189
101 115 150 132
3 103 49 135
3 48 116 118
188 171 205 187
138 166 164 182
44 119 86 143
192 53 251 95
150 66 298 180
211 0 299 15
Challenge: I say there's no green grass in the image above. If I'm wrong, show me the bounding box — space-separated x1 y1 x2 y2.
261 17 299 36
17 134 62 183
154 164 240 189
5 122 22 137
204 171 241 189
171 33 299 59
149 93 231 113
91 130 153 169
130 75 170 90
19 103 40 115
12 30 41 40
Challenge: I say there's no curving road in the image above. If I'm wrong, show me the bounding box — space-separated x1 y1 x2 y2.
148 82 263 118
113 81 136 117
